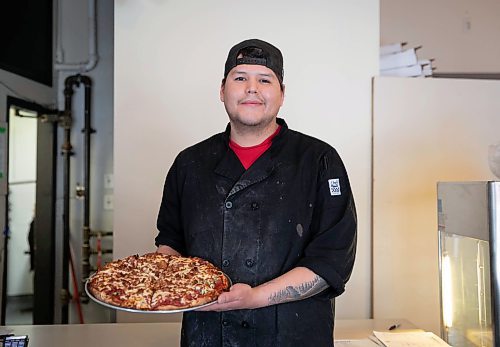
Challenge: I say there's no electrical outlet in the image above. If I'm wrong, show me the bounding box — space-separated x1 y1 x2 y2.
104 194 114 210
104 174 114 189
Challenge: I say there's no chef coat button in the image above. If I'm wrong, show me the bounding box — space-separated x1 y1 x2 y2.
222 320 230 326
245 259 254 267
241 321 250 328
250 202 259 210
225 201 233 209
222 259 230 267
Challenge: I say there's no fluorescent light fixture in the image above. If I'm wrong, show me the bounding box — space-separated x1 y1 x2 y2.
442 254 453 328
15 108 38 118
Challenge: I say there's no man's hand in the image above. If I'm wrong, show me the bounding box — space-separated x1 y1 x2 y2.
156 245 180 256
197 283 260 312
197 267 328 312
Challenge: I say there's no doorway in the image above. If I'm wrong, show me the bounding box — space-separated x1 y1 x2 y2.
5 103 38 325
1 96 57 325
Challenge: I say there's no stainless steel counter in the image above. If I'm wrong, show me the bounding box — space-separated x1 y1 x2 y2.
2 319 415 346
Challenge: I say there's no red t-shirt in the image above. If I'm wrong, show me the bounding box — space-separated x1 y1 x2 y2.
229 126 282 169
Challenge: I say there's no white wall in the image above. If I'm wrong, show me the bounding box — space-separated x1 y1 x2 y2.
0 71 54 122
381 0 500 73
115 0 379 322
372 76 500 334
53 0 115 323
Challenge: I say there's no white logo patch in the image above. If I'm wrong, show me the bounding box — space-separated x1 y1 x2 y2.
328 178 341 196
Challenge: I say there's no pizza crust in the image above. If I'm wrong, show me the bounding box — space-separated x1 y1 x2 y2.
154 297 214 311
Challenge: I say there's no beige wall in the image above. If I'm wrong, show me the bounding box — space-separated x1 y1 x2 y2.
372 76 500 334
114 0 379 322
381 0 500 73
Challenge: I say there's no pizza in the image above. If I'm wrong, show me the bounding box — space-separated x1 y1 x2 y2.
87 253 230 311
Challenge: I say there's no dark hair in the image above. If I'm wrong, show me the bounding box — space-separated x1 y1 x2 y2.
238 46 266 59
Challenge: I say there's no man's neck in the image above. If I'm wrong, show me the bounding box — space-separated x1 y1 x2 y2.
230 120 279 147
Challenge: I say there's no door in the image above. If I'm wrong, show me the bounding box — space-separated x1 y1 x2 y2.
1 96 57 325
33 105 57 324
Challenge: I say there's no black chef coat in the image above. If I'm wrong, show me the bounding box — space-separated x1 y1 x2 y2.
155 118 357 347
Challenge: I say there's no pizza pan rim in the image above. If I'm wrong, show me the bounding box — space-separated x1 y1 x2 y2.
84 275 232 314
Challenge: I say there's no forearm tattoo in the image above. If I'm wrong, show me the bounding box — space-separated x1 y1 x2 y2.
268 275 328 305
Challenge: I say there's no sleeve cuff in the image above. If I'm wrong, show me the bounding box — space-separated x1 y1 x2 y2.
297 257 346 298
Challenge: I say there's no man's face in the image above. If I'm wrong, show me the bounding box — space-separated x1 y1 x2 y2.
220 64 284 130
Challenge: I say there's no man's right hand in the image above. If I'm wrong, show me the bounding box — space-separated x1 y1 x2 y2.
156 245 181 256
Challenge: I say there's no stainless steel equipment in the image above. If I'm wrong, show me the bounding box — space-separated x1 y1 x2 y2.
438 181 500 347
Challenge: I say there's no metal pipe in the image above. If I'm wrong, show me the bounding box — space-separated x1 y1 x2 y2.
61 76 77 324
79 76 93 288
55 0 99 72
89 249 113 255
89 230 113 237
82 226 90 283
61 74 93 321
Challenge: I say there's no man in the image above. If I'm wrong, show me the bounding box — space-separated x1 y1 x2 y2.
155 39 357 347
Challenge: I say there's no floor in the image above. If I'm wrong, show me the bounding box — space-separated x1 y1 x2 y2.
5 294 114 325
69 296 115 324
5 295 33 325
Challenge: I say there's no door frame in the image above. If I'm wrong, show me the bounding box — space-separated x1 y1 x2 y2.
1 96 57 324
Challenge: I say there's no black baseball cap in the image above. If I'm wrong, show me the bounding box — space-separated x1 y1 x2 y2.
223 39 284 84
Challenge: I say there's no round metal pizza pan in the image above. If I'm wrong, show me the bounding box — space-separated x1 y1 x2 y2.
84 276 231 314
